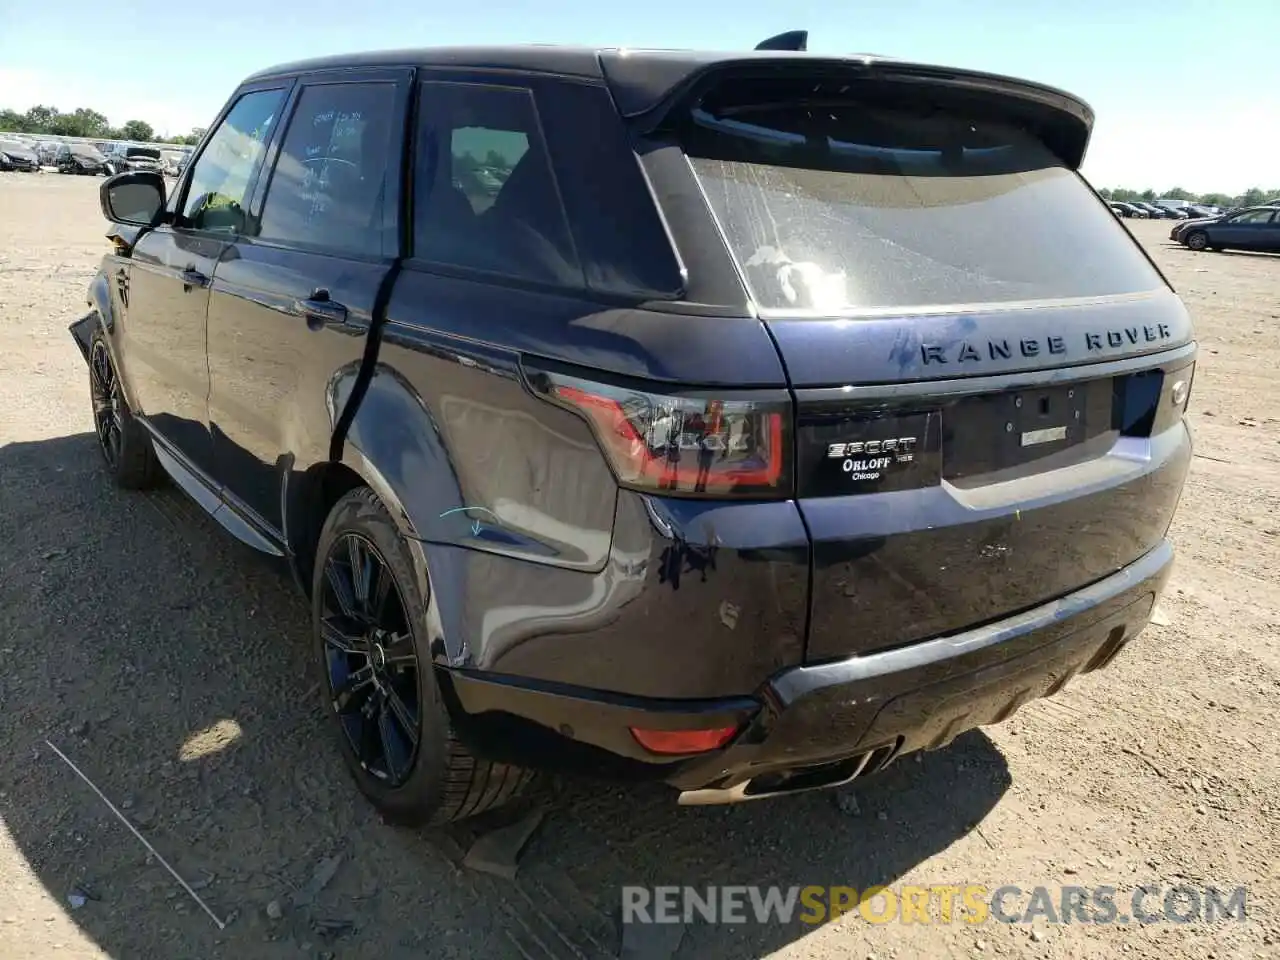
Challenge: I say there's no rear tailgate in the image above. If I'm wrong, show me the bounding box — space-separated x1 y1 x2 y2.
790 328 1193 659
670 63 1196 662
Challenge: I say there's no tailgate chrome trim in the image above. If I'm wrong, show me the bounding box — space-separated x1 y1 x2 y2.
796 341 1198 403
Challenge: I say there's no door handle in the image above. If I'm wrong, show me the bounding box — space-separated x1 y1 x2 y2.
180 268 209 290
292 293 349 331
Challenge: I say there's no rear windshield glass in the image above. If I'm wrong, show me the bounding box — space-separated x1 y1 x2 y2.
682 93 1164 313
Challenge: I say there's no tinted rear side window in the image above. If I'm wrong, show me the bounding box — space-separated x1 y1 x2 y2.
257 81 398 256
682 93 1165 313
414 82 582 288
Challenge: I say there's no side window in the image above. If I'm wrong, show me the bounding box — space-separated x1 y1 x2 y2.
451 127 527 213
181 89 286 234
257 81 399 256
1230 210 1274 225
414 82 581 287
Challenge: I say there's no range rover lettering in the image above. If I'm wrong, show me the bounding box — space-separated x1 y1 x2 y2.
71 34 1195 824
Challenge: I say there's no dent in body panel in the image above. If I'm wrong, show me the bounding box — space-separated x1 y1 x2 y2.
470 491 810 699
363 321 617 572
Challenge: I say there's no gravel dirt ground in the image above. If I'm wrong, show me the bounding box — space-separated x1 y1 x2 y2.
1 173 1277 960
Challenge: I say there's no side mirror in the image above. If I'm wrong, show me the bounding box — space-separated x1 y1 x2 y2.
99 171 167 227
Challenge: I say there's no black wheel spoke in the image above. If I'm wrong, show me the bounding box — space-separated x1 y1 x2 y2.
321 531 422 788
383 684 419 747
348 536 372 608
381 631 416 669
370 561 393 620
324 556 358 618
320 617 363 655
376 703 403 782
333 665 374 714
90 342 121 466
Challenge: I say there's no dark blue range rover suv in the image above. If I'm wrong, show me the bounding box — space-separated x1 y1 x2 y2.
73 39 1195 823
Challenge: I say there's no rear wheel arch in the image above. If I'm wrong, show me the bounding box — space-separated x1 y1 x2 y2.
311 365 467 664
288 362 437 597
285 460 369 597
285 445 434 612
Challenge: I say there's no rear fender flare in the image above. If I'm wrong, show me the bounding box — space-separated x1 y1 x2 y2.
339 366 469 666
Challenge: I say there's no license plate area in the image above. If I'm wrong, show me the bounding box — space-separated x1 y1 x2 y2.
942 379 1113 481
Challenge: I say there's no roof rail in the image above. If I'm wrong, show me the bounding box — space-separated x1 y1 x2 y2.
754 30 808 51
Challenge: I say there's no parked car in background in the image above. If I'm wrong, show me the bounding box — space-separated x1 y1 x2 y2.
56 142 110 175
159 150 185 177
1170 214 1218 242
1111 201 1148 218
1179 206 1280 252
34 140 61 166
75 40 1195 825
0 138 41 172
1130 202 1170 219
103 144 163 175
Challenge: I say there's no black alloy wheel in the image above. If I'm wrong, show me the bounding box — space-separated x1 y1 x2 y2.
319 532 422 787
90 338 123 468
86 329 161 488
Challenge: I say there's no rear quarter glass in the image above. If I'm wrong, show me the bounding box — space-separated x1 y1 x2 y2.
681 99 1165 314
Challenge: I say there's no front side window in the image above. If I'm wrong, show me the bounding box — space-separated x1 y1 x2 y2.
257 81 398 256
1229 209 1276 225
414 82 580 287
181 88 285 234
681 81 1166 313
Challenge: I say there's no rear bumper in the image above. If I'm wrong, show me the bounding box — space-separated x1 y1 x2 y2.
445 540 1173 799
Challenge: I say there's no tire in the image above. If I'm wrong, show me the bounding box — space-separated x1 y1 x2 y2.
1185 231 1209 251
88 329 163 489
312 487 533 825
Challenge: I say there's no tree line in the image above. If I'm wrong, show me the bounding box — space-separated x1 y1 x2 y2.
0 105 205 146
1096 185 1280 209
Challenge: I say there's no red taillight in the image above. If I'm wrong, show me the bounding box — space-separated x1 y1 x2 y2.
531 371 793 498
629 725 739 755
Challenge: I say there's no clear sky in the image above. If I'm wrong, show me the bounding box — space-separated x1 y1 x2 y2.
2 0 1276 193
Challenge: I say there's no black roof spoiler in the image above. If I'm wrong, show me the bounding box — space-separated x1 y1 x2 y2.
600 51 1096 169
754 31 807 51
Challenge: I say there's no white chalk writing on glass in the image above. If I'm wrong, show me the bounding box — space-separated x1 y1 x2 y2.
293 105 367 225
